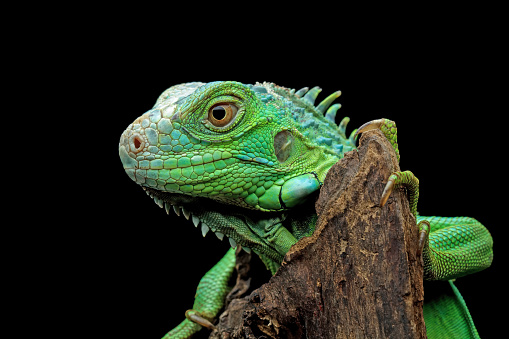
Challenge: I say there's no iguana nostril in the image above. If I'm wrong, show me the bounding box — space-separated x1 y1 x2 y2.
134 137 141 149
129 134 144 153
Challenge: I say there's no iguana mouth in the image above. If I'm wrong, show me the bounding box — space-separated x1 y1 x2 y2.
142 186 287 264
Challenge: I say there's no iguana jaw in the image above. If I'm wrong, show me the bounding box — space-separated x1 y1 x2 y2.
142 187 290 265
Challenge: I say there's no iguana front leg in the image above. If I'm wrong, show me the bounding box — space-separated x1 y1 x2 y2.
356 119 494 280
377 170 493 280
162 248 236 339
152 194 296 338
357 118 494 338
415 216 493 280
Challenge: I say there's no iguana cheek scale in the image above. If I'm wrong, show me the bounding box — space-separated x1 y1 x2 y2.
119 81 493 339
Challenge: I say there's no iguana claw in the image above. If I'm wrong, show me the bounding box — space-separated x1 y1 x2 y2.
355 118 400 162
379 171 419 217
417 220 430 257
354 119 385 138
185 310 216 330
380 174 396 208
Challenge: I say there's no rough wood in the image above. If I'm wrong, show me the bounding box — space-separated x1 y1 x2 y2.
211 130 426 338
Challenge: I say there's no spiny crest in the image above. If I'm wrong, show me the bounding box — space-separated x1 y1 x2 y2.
293 85 357 141
265 82 358 157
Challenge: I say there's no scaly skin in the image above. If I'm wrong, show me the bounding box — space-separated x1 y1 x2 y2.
163 248 236 338
119 81 493 338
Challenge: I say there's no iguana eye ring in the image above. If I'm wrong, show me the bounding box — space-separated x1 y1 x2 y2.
208 103 238 128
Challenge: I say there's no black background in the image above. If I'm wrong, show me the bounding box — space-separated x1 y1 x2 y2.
34 12 505 339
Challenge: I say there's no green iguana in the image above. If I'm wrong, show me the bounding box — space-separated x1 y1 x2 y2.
119 81 493 338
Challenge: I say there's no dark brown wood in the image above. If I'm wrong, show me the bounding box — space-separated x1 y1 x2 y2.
211 130 426 338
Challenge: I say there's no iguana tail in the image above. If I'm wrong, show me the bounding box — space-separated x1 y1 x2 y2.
423 280 480 339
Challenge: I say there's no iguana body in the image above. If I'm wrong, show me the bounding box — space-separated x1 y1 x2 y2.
119 81 493 338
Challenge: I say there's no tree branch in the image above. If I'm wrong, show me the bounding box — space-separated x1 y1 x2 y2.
211 130 426 338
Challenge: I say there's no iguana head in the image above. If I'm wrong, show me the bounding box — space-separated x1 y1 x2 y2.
119 81 356 265
119 81 355 212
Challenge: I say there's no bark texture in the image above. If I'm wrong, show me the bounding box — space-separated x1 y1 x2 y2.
211 130 426 338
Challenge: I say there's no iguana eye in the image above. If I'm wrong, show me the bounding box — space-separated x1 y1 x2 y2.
208 103 238 128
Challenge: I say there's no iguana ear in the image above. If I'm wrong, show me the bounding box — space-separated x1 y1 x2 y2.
274 130 295 164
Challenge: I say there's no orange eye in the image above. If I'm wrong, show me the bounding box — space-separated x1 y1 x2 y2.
208 103 238 127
